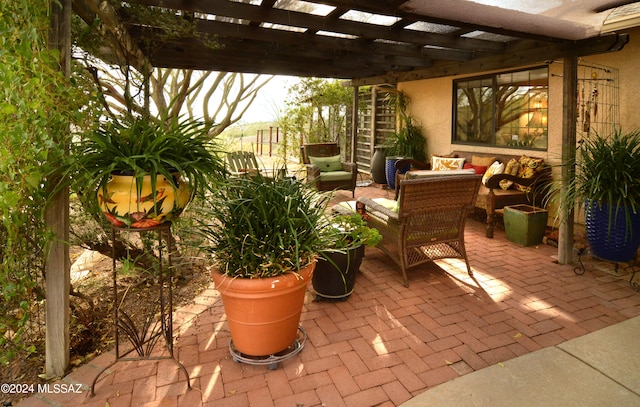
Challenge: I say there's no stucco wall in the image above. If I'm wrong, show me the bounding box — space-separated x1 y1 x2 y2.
396 25 640 165
581 27 640 130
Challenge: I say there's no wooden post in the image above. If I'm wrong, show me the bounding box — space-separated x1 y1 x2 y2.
269 126 273 157
558 55 578 264
46 0 71 378
351 85 359 163
370 88 377 159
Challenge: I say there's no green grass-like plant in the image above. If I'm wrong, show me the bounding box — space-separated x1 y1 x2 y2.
551 128 640 231
200 174 334 278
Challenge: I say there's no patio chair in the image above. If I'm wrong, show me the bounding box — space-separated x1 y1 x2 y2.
301 142 357 197
226 151 261 177
357 174 482 287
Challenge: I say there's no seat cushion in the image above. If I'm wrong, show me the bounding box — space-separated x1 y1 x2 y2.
333 198 397 215
309 155 343 172
319 170 352 181
406 168 475 180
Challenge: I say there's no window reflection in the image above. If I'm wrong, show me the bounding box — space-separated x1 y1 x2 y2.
454 67 548 150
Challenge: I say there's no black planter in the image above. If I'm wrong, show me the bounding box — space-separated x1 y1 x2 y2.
312 245 365 300
371 146 388 184
585 200 640 262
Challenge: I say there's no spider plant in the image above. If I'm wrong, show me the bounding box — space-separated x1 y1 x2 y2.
200 173 334 278
549 128 640 261
552 128 640 230
70 112 227 206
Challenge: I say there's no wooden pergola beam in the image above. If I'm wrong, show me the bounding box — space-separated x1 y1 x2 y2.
351 33 628 85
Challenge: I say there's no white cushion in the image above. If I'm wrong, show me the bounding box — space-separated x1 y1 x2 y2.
406 168 475 180
482 161 505 186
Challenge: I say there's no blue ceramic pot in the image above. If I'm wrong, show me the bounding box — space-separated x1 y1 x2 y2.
585 200 640 262
385 157 411 189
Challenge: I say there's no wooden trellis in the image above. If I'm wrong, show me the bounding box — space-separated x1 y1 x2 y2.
577 60 620 137
349 86 397 174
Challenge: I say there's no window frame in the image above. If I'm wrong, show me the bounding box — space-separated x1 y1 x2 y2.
452 66 549 151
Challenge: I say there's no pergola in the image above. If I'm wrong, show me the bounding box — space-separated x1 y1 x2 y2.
46 0 636 378
71 0 633 84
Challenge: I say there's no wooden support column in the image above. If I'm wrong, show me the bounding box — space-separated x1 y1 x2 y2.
370 88 377 157
558 55 578 264
351 85 359 163
45 0 71 379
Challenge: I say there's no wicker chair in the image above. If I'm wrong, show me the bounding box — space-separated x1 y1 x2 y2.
300 143 357 197
358 175 482 287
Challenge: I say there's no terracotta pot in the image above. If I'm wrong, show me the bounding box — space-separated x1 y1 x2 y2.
211 262 315 356
97 173 191 229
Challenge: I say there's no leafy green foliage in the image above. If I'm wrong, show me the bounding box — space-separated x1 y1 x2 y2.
0 0 95 368
383 92 427 162
279 78 352 145
385 114 427 162
325 214 382 250
199 174 334 278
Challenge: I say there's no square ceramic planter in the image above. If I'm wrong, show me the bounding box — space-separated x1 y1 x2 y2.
504 205 548 246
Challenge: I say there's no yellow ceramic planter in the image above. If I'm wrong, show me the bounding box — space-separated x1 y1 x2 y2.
97 173 191 229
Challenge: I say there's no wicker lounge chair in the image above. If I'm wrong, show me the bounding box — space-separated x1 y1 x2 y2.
300 143 357 197
357 175 482 287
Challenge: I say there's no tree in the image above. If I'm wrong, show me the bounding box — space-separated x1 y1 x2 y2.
279 78 352 146
68 1 274 275
73 1 272 136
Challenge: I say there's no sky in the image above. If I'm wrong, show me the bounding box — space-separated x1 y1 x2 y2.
241 75 299 123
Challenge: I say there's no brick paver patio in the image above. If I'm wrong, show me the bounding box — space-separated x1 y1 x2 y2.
16 183 640 407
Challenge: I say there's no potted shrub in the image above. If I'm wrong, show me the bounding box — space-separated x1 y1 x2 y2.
384 92 427 188
313 213 381 300
70 112 226 228
200 173 333 357
551 128 640 262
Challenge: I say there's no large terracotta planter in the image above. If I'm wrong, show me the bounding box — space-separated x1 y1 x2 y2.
98 173 191 229
211 262 315 356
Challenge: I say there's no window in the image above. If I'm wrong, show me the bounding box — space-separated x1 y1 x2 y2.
453 67 548 150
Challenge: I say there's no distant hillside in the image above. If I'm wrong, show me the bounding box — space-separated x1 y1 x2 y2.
218 121 285 153
220 121 278 140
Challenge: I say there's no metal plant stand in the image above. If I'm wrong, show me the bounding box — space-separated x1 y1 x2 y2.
229 326 307 370
90 223 190 396
574 247 640 291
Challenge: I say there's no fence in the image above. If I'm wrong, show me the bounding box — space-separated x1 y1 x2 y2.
253 127 280 157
